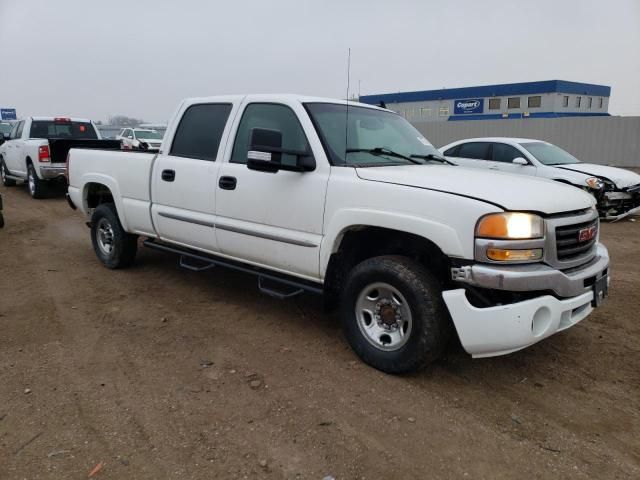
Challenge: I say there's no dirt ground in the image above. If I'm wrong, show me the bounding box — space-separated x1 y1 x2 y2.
0 183 638 480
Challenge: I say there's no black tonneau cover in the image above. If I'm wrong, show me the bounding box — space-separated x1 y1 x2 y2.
49 139 122 163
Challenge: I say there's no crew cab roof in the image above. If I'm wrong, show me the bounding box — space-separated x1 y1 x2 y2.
180 94 388 111
30 116 93 123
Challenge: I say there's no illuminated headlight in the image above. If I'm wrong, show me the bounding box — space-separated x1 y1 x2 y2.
585 177 604 190
476 212 544 240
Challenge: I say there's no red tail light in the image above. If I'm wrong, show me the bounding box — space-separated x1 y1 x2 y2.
54 117 71 123
38 145 50 162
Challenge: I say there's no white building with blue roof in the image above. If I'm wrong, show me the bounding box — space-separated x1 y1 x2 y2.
358 80 610 122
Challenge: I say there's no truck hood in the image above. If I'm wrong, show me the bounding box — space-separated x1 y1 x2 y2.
355 165 595 214
555 163 640 189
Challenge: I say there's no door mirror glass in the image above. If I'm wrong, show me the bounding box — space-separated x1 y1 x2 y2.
247 127 315 173
512 157 528 165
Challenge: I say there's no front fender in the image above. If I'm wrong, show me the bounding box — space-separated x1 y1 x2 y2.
320 208 466 278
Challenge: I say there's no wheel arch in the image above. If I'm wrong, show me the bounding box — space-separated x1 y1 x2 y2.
81 177 129 231
323 224 453 303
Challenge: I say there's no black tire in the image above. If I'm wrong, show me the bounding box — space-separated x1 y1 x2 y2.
27 163 47 199
341 256 451 374
1 160 16 186
0 213 4 229
90 203 138 269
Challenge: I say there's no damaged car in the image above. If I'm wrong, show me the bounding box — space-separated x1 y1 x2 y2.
440 138 640 220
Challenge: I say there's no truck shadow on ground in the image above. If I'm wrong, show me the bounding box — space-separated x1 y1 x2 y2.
132 245 567 384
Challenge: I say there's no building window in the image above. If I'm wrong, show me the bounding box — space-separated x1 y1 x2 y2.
563 95 569 107
507 97 520 109
599 98 604 108
420 107 432 117
438 106 449 116
527 96 542 108
588 97 593 108
488 98 501 110
576 96 582 107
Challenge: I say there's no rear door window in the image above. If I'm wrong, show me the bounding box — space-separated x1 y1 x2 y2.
457 142 491 160
170 103 232 161
492 143 524 163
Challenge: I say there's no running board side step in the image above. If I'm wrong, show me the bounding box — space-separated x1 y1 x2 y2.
143 239 323 298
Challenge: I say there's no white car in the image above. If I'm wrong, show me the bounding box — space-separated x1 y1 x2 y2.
66 95 609 373
439 138 640 220
117 128 163 150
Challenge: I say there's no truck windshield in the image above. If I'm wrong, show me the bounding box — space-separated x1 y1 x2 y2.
135 130 163 140
520 142 580 165
30 121 98 140
305 103 441 166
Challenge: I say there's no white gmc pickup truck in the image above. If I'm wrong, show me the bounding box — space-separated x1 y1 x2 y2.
66 94 610 373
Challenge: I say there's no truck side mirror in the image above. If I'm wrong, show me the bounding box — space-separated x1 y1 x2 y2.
512 157 529 165
247 128 315 173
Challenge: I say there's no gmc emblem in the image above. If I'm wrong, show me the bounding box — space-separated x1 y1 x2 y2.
578 225 597 242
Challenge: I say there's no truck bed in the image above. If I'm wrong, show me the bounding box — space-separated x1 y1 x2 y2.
49 138 122 163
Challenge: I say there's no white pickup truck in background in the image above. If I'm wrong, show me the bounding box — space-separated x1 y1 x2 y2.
66 95 610 373
0 117 120 198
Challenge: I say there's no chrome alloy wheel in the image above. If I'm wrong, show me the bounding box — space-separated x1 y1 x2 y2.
96 218 115 255
28 169 36 195
355 282 413 351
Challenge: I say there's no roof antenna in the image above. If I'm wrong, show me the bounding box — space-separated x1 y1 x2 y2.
344 48 351 163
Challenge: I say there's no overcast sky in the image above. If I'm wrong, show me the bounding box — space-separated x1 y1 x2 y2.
1 0 638 122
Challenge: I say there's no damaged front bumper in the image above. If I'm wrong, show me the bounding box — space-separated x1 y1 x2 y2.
444 243 609 358
442 288 598 357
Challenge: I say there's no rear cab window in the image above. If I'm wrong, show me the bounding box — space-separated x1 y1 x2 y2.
170 103 233 161
30 120 98 139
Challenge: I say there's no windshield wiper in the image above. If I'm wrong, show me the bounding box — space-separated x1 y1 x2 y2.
346 147 422 165
410 153 455 165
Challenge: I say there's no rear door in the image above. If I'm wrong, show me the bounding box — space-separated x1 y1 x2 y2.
214 99 329 279
150 100 238 253
445 141 493 170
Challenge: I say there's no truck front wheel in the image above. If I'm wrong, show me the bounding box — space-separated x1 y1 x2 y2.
341 256 451 374
1 161 16 186
91 203 138 269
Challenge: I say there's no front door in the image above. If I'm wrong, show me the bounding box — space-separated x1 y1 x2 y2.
215 101 329 280
151 102 235 253
490 142 537 177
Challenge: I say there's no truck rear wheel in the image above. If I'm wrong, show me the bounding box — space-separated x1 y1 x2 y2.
90 203 138 269
1 161 16 186
27 164 46 199
341 256 451 374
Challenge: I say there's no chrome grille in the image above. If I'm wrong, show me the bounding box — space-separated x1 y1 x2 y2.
555 219 598 261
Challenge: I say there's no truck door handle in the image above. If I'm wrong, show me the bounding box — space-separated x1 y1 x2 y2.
219 176 237 190
161 169 175 182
